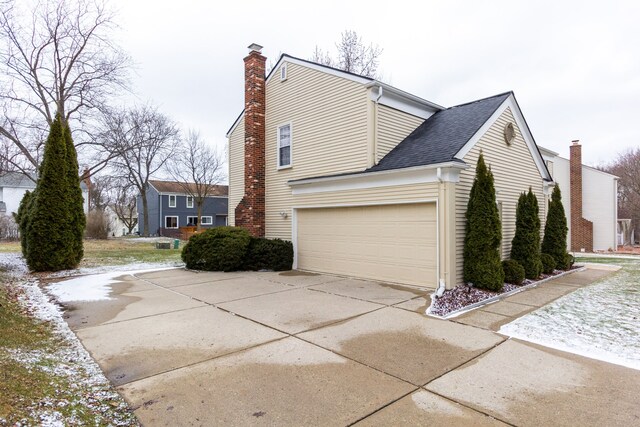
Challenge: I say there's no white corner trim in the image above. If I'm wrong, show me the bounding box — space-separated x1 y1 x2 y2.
288 163 466 195
453 94 551 181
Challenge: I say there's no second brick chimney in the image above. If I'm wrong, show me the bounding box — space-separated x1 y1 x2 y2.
569 141 593 252
235 43 266 237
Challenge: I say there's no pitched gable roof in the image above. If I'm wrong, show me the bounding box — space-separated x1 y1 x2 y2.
149 180 228 196
368 92 511 173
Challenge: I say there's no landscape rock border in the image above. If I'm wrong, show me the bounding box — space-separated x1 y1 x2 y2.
426 266 587 319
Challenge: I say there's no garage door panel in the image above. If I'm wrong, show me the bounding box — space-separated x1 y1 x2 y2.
297 203 437 286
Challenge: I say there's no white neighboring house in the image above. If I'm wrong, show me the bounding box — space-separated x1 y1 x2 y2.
104 205 138 237
0 171 89 219
539 142 618 252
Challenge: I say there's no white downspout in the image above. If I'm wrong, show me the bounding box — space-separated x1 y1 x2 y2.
435 167 446 297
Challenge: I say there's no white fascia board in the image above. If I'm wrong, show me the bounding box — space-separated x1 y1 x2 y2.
226 111 244 138
289 162 466 195
537 145 559 158
453 94 551 181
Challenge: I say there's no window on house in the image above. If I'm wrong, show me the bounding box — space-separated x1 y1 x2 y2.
277 123 292 168
168 195 176 208
186 196 194 208
187 216 213 226
165 216 178 228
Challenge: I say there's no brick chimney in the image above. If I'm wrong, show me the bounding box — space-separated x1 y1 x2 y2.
569 140 593 252
235 43 266 237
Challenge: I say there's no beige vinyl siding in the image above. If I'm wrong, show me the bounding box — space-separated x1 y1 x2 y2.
227 119 244 226
376 105 424 162
455 107 546 284
265 62 370 239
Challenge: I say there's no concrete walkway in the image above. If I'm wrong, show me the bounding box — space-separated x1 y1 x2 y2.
61 266 640 426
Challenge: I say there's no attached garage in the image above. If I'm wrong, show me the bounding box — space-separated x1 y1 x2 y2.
295 203 437 286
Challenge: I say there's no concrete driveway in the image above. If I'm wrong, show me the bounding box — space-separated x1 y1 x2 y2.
62 267 640 426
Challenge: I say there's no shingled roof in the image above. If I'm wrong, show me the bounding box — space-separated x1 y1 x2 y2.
149 180 228 196
367 92 511 173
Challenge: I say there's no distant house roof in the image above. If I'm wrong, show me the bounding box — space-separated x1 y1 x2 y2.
368 92 512 173
0 171 37 188
148 180 229 196
0 171 89 190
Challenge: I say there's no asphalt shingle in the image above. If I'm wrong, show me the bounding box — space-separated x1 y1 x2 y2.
368 92 511 172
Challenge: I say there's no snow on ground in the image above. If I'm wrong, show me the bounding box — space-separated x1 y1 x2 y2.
47 265 180 302
6 272 139 425
500 259 640 370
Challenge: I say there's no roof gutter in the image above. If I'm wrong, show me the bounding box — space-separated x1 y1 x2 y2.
288 161 467 187
365 81 444 111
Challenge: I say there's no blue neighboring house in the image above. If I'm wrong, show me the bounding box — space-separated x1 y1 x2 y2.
137 180 228 237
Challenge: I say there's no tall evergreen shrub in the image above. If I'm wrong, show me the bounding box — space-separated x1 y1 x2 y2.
463 153 504 291
542 185 570 269
64 124 85 265
510 188 542 279
25 115 82 271
15 190 35 257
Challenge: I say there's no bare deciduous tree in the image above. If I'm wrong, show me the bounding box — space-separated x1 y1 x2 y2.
0 0 130 180
100 105 179 236
166 131 226 231
111 179 138 235
606 147 640 243
311 30 383 78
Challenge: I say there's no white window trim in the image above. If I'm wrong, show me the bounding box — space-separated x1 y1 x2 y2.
280 63 287 81
165 216 179 229
277 122 293 170
200 216 213 225
168 195 176 208
186 196 194 208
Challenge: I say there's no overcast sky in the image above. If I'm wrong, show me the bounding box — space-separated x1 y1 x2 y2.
115 0 639 170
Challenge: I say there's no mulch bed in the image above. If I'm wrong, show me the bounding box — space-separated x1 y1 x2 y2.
428 269 573 317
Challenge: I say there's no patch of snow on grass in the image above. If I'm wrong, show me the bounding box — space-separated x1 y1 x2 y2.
47 265 180 302
16 278 138 425
0 252 29 277
500 259 640 370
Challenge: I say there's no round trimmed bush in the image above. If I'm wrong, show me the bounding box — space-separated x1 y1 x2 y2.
541 253 556 274
502 259 525 286
181 226 251 271
244 238 293 271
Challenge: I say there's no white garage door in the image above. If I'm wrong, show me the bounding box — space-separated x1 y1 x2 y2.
296 203 437 286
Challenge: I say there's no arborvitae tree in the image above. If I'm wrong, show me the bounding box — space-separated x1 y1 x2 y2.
511 188 542 279
542 185 569 269
463 153 504 291
63 124 85 265
15 190 35 257
25 115 78 271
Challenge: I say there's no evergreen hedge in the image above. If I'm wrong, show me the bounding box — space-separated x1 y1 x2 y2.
502 259 525 285
510 188 542 279
463 153 504 291
540 253 556 274
244 238 293 271
541 185 570 270
181 226 252 271
181 227 294 272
